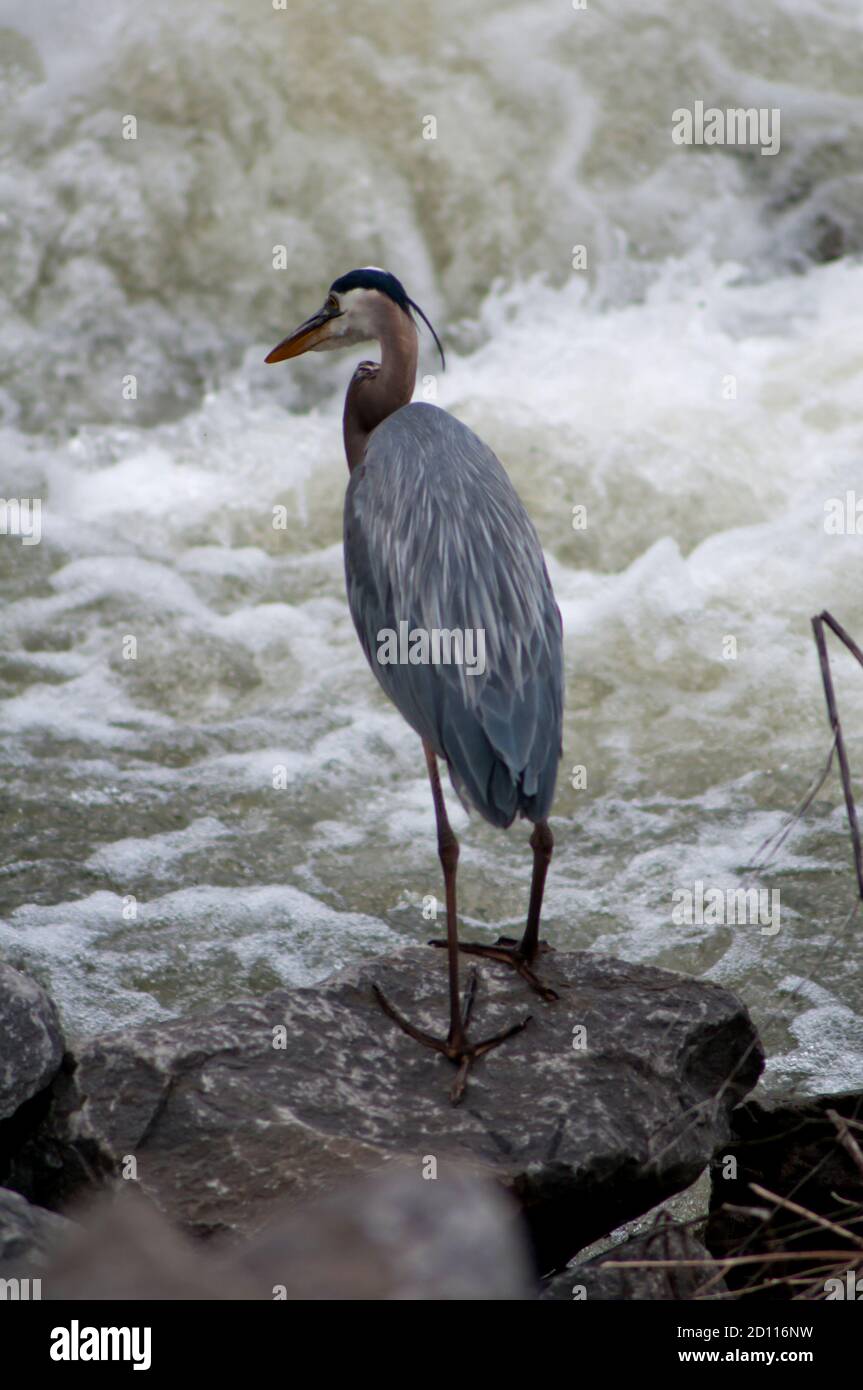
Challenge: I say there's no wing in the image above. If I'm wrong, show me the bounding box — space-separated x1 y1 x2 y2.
343 401 563 828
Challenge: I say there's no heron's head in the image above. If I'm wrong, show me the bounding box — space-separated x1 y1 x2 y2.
265 267 445 367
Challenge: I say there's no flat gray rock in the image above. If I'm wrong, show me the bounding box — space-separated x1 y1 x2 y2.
0 963 64 1121
19 948 763 1268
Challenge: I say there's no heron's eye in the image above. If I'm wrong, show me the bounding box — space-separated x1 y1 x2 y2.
327 295 340 312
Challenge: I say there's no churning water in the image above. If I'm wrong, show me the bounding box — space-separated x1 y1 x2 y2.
2 0 863 1095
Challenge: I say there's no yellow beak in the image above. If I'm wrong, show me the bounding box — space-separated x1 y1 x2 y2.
265 306 334 363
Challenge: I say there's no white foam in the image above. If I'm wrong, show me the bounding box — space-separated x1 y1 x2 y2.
1 0 862 1085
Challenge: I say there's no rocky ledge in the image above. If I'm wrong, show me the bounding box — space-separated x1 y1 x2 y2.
4 946 763 1273
0 963 63 1123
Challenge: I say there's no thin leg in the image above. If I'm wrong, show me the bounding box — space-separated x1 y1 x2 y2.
523 819 554 960
430 819 559 1002
424 739 465 1050
372 741 531 1103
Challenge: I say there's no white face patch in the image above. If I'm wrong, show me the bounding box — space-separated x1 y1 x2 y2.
320 287 389 350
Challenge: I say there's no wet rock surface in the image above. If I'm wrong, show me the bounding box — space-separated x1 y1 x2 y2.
541 1223 727 1300
0 963 64 1121
14 947 763 1270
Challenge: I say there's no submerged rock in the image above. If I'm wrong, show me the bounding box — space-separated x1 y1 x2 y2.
0 963 64 1121
16 948 763 1269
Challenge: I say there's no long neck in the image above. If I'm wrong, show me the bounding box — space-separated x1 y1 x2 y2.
343 298 418 472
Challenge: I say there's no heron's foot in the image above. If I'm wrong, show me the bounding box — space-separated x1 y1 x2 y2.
427 935 560 1002
371 970 531 1105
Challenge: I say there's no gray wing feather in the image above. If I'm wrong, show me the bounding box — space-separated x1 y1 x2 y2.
343 402 563 828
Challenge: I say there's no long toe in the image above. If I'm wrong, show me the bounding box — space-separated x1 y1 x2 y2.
372 981 530 1104
427 938 560 1001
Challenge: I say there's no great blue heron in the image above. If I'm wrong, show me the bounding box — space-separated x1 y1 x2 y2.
266 267 563 1101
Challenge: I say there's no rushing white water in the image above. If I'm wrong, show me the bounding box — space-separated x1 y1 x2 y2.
1 0 863 1094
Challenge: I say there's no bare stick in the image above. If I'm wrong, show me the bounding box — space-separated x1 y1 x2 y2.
749 1182 863 1250
820 610 863 670
747 735 836 872
602 1250 860 1268
826 1108 863 1180
811 612 863 899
